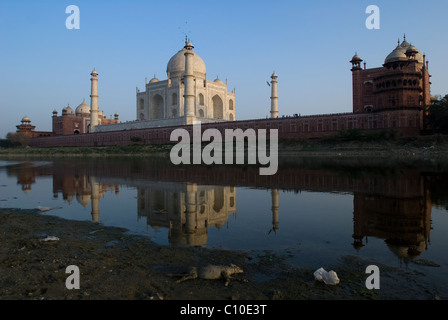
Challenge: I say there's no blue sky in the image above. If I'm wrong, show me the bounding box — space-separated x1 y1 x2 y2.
1 0 447 138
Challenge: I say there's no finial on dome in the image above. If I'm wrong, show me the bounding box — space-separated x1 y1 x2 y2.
184 39 194 50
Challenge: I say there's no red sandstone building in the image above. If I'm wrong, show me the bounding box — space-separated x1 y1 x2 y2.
51 100 119 136
19 36 432 147
16 116 54 138
17 101 119 138
350 36 430 129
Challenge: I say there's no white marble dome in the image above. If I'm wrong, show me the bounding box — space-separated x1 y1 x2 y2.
385 39 424 64
214 77 224 85
384 45 407 64
75 100 90 115
406 45 424 64
166 44 206 80
63 106 75 115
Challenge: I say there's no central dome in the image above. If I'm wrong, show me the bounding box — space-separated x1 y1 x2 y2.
166 45 206 80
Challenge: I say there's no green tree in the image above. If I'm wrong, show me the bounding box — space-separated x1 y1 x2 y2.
5 132 30 147
427 94 448 133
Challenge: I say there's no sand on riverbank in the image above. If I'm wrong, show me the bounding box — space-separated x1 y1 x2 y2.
0 208 442 300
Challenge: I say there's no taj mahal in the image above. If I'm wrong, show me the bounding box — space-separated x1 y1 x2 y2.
18 35 430 146
17 39 276 138
136 41 236 123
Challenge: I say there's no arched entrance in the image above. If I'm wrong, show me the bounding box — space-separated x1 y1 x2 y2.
212 95 223 119
213 188 224 213
150 94 164 120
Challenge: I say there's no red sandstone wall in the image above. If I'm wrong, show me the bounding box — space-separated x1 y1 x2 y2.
29 109 422 148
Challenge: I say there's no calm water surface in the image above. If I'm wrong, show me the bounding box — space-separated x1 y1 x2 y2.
1 156 447 296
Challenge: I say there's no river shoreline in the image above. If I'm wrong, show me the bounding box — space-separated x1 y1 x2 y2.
1 134 448 159
1 138 446 300
0 208 443 300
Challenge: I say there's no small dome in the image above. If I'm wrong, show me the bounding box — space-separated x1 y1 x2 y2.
149 77 159 83
384 45 407 64
76 193 91 208
166 44 206 80
214 77 224 85
400 39 410 48
63 106 75 115
406 45 418 53
75 100 90 115
405 45 424 63
388 37 424 64
21 116 31 123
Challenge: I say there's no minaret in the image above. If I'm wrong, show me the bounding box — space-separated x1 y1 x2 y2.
90 69 99 132
270 72 279 119
183 40 196 124
350 54 363 113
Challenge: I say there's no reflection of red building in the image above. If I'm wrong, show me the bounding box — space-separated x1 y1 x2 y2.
8 158 437 258
352 173 432 262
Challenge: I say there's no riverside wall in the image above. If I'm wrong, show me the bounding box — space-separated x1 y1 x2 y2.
29 109 422 147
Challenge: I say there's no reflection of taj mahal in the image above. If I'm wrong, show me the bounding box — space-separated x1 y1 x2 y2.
137 183 237 246
9 161 436 261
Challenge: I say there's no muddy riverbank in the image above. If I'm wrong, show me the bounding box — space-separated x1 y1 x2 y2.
0 208 443 301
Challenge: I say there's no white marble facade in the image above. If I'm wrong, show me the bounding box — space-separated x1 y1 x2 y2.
136 42 236 124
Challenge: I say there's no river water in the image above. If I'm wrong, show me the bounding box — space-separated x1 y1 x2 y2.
1 156 447 296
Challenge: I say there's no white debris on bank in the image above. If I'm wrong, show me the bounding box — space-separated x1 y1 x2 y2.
37 206 62 212
313 267 340 285
39 236 60 242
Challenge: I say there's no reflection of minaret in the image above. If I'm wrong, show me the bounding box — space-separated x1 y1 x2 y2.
185 183 197 237
90 176 100 222
352 205 366 250
270 189 279 234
